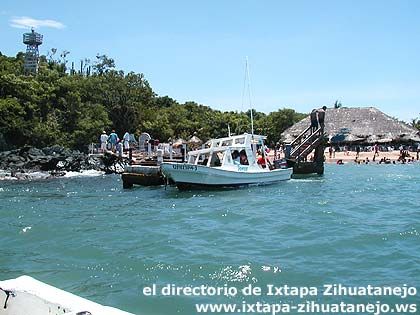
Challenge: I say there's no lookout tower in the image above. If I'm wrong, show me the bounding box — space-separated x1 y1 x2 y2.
23 29 43 74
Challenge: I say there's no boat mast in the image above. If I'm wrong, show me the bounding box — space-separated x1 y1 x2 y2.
245 57 255 136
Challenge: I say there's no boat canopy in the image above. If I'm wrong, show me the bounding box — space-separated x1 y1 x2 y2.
186 133 267 168
190 134 266 153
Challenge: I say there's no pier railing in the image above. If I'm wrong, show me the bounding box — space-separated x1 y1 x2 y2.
289 127 324 161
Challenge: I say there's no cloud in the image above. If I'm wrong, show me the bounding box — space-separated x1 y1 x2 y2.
10 16 65 29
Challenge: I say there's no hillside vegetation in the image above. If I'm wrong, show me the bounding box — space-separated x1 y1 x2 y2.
0 52 306 151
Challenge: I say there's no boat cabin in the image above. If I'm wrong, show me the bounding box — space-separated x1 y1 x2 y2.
186 133 269 168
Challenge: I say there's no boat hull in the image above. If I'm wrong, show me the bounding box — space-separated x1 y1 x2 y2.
161 162 292 189
0 275 133 315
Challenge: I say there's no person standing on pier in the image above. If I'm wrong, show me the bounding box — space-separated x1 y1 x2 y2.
310 109 318 133
317 106 327 131
100 131 108 153
123 131 130 152
116 139 123 158
108 130 119 152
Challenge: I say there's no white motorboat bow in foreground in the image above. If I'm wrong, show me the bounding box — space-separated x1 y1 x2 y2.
161 133 292 189
0 275 133 315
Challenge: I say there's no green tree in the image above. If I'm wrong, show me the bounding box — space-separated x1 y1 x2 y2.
0 97 28 147
93 54 115 75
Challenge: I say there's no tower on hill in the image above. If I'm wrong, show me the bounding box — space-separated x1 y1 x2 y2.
23 29 43 74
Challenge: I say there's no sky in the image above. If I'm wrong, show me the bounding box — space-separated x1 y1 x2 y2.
1 0 420 122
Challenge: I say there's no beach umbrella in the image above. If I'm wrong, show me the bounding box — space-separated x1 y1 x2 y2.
394 134 420 142
366 135 379 143
343 134 365 142
188 135 203 150
399 134 420 142
376 138 393 143
188 135 202 145
172 138 187 148
138 132 151 151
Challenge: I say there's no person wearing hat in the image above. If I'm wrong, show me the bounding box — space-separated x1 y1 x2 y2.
100 130 108 153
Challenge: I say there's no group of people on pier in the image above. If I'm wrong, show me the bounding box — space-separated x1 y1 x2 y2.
100 130 131 156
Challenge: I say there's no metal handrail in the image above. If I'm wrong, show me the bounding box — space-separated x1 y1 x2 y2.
296 137 323 160
289 125 312 147
290 128 322 157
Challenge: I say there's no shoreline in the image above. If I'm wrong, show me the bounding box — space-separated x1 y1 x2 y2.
0 145 126 181
1 147 418 181
323 150 419 164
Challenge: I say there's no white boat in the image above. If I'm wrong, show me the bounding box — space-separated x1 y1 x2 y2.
0 275 134 315
161 133 292 189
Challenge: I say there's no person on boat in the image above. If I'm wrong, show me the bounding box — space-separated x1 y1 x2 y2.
239 150 249 165
310 109 318 133
100 131 108 153
123 131 130 152
317 106 327 131
231 150 240 165
256 150 267 168
108 130 119 152
210 152 221 167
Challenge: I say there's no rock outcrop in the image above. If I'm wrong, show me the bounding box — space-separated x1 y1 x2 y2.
0 146 109 179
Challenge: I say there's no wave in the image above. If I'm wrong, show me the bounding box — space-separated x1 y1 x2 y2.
63 170 104 178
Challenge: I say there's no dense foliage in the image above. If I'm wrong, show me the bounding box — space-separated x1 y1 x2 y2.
0 52 306 151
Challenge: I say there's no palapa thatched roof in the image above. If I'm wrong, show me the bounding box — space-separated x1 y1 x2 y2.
281 107 420 144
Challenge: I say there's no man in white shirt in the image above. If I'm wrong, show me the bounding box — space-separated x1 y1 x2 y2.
100 131 108 153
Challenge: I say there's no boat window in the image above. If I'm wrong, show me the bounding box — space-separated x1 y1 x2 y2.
199 153 209 165
235 138 245 144
210 152 223 167
221 140 233 146
231 150 240 165
188 154 197 164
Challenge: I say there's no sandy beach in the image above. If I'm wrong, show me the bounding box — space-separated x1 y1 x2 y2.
324 150 419 164
269 149 419 164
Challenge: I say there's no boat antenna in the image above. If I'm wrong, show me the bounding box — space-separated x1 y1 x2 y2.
227 123 231 137
245 57 254 136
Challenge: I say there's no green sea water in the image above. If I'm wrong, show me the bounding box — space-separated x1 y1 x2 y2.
1 163 419 314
